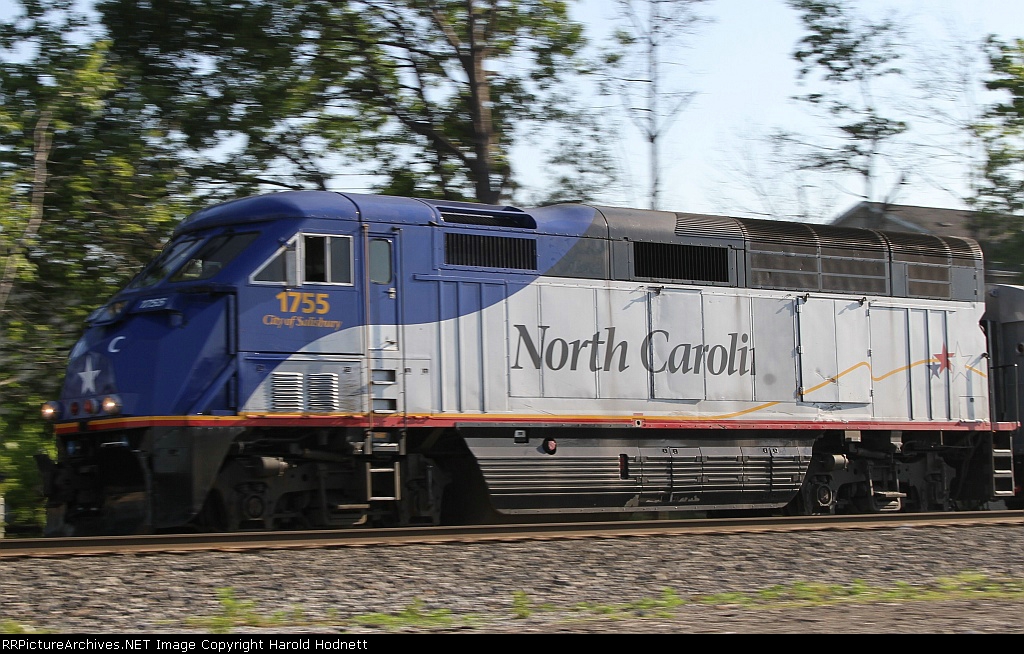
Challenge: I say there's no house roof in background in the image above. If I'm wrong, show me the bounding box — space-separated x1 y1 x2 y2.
831 201 981 240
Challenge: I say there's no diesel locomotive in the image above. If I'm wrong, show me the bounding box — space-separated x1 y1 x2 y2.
35 191 1023 535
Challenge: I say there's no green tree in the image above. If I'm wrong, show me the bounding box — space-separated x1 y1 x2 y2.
97 0 596 204
781 0 908 203
0 0 192 531
972 36 1024 275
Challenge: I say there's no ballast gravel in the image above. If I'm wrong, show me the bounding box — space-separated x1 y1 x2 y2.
2 524 1023 634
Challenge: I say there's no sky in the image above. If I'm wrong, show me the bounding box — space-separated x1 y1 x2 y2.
2 0 1023 221
548 0 1024 220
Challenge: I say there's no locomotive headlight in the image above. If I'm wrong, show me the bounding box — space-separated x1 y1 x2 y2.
41 401 61 421
86 300 128 325
101 395 123 415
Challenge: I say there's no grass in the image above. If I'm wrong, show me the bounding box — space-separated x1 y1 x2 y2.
158 572 1024 633
0 620 44 634
186 588 315 634
185 591 470 633
512 590 532 618
351 598 456 630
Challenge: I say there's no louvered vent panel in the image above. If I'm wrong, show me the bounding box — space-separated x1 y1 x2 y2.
750 252 819 272
674 213 745 239
271 372 305 412
822 275 889 294
908 264 951 282
749 270 820 289
445 233 537 270
942 235 984 264
820 258 888 276
815 226 888 252
885 232 951 264
307 373 340 412
634 241 730 283
908 281 952 299
739 218 818 245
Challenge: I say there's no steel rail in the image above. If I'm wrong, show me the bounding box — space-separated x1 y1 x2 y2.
1 510 1020 558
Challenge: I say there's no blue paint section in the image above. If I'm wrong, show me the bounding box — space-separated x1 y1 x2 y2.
54 191 601 422
175 191 361 236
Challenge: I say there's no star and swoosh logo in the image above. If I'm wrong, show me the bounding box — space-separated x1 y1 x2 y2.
67 336 126 397
78 356 101 394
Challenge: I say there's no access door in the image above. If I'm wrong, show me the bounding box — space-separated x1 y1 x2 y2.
366 233 399 352
797 297 871 403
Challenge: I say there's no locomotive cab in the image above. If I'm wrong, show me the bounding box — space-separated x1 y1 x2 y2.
38 192 452 535
36 226 276 534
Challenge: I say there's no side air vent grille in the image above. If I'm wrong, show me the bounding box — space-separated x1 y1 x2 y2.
634 242 730 283
307 373 340 412
445 232 537 270
270 372 305 412
271 372 342 412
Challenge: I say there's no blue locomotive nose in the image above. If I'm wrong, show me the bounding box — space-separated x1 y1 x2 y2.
51 228 266 421
57 289 236 419
60 348 122 419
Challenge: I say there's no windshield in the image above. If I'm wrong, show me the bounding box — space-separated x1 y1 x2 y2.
126 238 201 290
126 232 259 289
171 232 259 282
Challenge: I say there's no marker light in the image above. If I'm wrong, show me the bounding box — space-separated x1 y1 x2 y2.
101 395 123 415
83 399 98 415
41 401 61 421
542 438 557 455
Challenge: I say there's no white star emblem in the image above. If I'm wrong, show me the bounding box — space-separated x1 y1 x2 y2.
78 356 100 395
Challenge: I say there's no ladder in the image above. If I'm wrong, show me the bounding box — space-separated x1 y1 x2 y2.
367 459 401 502
992 431 1016 499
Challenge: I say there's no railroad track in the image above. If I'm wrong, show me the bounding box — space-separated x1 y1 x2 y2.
1 510 1020 558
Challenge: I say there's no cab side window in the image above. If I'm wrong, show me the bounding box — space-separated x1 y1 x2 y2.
369 239 392 284
251 234 353 285
304 234 352 284
305 236 328 282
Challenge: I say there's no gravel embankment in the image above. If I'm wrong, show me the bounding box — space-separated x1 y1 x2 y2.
3 524 1024 634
